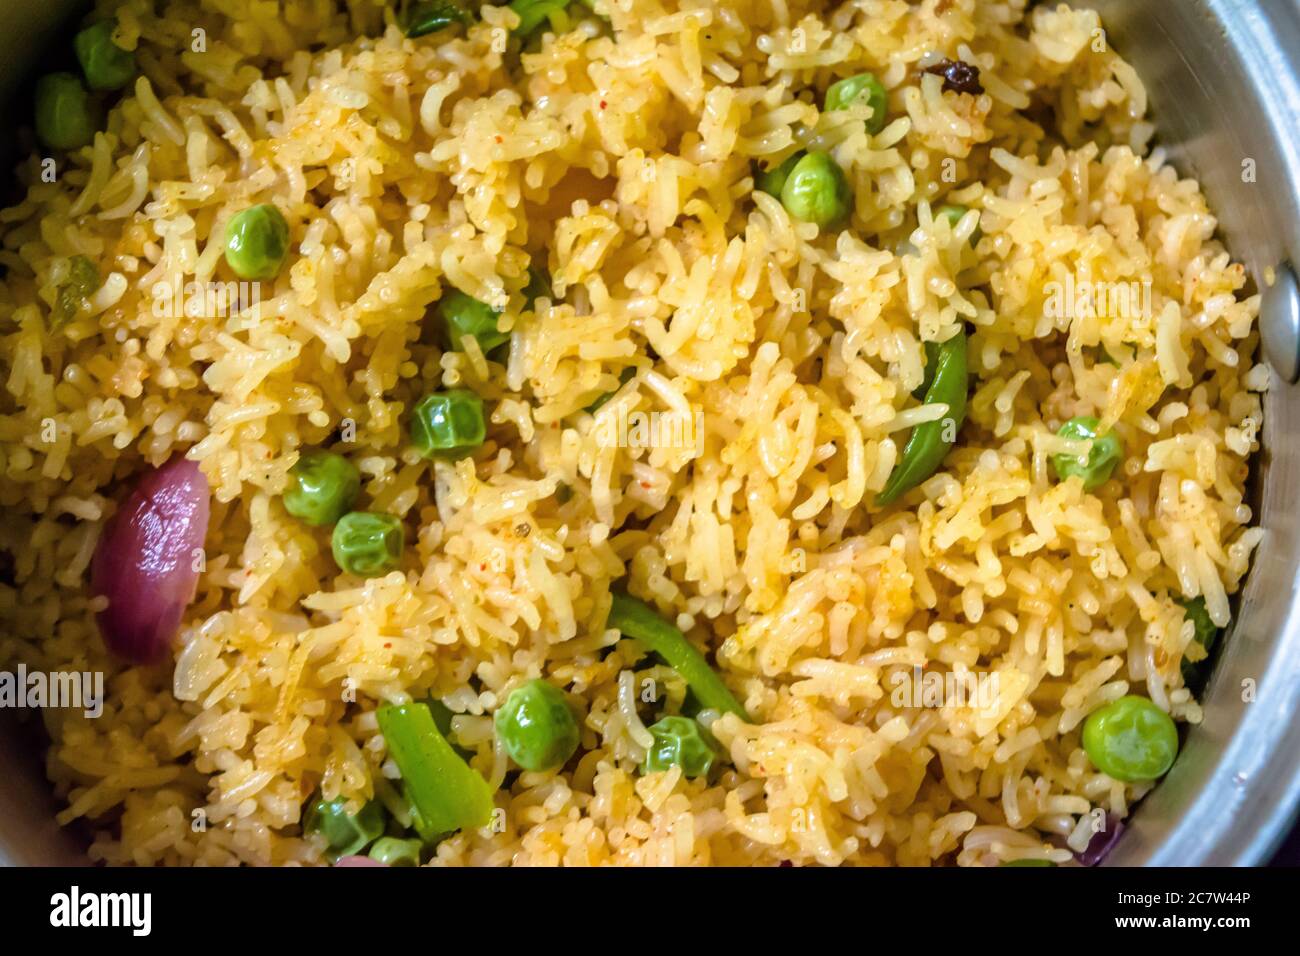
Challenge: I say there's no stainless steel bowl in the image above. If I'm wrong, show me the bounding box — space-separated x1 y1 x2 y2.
2 0 1299 866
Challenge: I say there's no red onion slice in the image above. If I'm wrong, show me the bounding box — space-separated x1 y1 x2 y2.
91 456 210 665
1076 815 1125 866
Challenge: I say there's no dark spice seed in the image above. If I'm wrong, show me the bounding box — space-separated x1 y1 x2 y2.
923 58 984 95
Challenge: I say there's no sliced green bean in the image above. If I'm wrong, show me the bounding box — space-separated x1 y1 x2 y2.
877 329 968 505
607 592 748 720
911 339 941 400
376 701 495 839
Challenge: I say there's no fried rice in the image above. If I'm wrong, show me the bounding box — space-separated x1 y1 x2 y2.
0 0 1264 866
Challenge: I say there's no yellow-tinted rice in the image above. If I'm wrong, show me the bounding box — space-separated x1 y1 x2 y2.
0 0 1263 865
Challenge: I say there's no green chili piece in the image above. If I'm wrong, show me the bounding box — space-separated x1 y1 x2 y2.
607 592 748 720
376 701 495 839
877 329 968 505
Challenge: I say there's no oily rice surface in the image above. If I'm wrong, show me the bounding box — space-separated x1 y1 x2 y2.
0 0 1263 866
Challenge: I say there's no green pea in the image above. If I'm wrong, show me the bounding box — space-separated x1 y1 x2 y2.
224 203 290 280
1176 596 1220 691
642 716 716 777
304 796 385 859
284 450 360 527
824 72 888 135
779 151 852 229
74 21 136 91
410 390 486 459
52 255 101 329
936 203 981 245
367 836 422 866
1051 416 1124 491
1000 858 1056 867
34 73 98 151
1082 695 1179 782
756 151 804 198
404 0 474 37
494 679 580 772
331 511 404 577
439 290 508 353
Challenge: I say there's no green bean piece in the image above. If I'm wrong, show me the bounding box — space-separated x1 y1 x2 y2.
1082 695 1179 782
1051 416 1124 491
410 390 486 459
367 836 423 866
331 511 404 577
376 702 495 838
779 151 852 229
224 203 290 280
494 679 580 772
642 716 716 777
510 0 569 36
1176 596 1220 691
404 0 473 37
74 21 136 91
824 72 888 135
304 796 385 859
52 255 101 329
34 73 98 151
284 450 360 526
607 592 748 720
877 329 968 505
756 151 804 198
439 290 508 353
1000 859 1056 867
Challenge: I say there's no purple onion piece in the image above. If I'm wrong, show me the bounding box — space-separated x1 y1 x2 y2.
91 456 210 665
333 856 386 867
1076 814 1125 866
